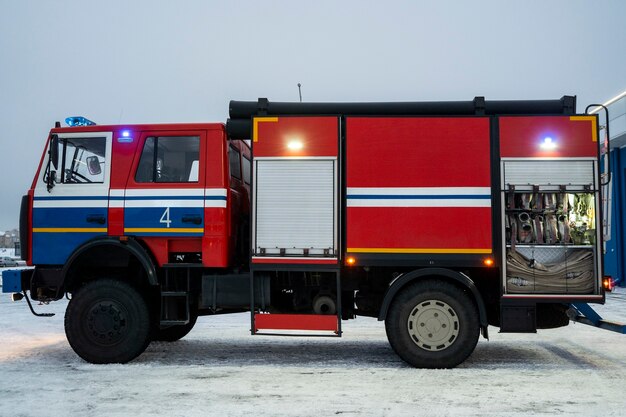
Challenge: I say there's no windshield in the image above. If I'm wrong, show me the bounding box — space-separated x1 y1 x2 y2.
44 136 107 185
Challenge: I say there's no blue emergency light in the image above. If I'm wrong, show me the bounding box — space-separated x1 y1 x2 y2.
65 116 96 127
117 130 134 143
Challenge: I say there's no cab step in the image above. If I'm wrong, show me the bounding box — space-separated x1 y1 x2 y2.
160 266 191 326
160 319 189 326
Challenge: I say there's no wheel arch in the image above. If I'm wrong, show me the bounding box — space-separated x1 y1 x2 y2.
377 268 488 333
62 236 158 292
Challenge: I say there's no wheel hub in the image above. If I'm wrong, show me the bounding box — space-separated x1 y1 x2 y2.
87 302 127 345
407 300 459 351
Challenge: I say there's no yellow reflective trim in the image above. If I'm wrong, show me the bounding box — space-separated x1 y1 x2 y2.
33 228 107 233
124 228 203 233
347 248 493 254
252 117 279 142
569 116 598 142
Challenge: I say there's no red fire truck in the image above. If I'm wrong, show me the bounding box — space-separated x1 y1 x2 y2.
2 96 621 368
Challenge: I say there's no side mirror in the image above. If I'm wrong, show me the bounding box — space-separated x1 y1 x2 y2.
50 134 59 170
46 134 59 192
46 170 57 192
86 156 101 175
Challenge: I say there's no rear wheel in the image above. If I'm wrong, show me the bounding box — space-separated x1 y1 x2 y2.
385 280 480 368
65 279 151 364
152 311 198 342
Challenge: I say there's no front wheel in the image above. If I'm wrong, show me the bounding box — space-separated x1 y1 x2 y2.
65 279 151 364
385 280 480 368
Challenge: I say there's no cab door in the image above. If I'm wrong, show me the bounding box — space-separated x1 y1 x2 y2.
124 131 206 265
32 132 113 264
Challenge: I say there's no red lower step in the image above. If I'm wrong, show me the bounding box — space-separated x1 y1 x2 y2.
254 313 339 334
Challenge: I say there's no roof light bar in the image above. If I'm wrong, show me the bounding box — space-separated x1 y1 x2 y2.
65 116 96 127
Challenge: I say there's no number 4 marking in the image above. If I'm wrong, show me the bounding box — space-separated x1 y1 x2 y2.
160 207 172 228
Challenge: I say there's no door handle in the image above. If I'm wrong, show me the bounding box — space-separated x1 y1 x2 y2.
86 215 106 225
182 215 202 225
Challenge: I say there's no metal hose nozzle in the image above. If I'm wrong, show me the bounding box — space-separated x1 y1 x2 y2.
518 212 532 231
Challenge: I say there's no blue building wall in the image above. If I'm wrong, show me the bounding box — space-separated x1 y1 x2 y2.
602 93 626 287
605 148 626 286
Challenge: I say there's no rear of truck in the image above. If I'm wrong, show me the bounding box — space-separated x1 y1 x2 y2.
229 96 610 367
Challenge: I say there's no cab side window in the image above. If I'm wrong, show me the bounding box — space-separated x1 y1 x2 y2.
229 145 241 180
242 155 251 185
135 136 200 183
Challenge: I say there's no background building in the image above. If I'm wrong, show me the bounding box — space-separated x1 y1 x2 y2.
0 229 19 249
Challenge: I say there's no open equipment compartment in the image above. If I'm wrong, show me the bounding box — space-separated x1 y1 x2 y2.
499 115 602 296
503 187 599 294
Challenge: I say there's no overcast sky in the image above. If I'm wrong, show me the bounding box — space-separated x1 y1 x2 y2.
1 0 625 230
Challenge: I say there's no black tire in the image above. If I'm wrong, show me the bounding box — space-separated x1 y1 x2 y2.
152 312 198 342
64 279 151 364
385 280 480 368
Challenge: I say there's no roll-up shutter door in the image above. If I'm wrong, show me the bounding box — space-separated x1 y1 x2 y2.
254 159 336 256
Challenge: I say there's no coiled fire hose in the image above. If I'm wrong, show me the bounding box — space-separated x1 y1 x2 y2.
506 249 594 293
533 215 544 244
517 212 533 243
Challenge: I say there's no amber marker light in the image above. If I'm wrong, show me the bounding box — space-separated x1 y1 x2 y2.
483 258 494 267
603 277 614 292
346 256 356 266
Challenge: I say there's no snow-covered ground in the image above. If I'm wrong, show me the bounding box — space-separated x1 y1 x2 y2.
1 273 625 417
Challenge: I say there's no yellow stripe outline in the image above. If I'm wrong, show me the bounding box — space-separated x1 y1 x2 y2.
347 248 493 254
33 228 107 233
570 115 598 142
124 228 203 233
252 117 279 142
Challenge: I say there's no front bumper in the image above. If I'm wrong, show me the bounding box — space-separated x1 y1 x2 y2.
2 269 33 293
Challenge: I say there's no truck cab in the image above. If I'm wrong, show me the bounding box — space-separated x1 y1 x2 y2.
23 122 250 302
